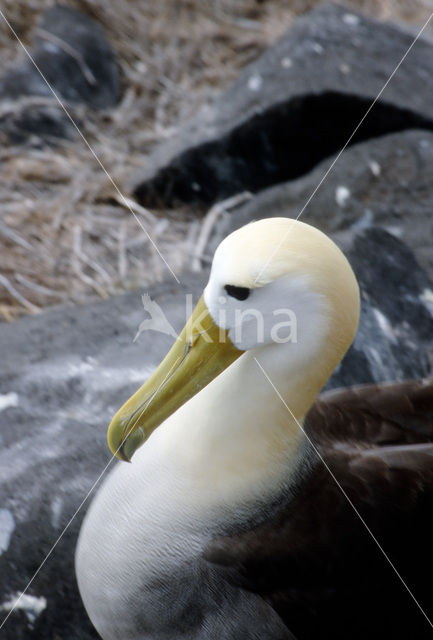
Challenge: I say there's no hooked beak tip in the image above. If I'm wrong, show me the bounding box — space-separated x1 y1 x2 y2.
113 426 147 462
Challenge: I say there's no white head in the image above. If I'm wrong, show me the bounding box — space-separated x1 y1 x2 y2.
108 218 360 461
205 217 359 362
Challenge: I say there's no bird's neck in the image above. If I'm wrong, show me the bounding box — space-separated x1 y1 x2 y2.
161 336 339 512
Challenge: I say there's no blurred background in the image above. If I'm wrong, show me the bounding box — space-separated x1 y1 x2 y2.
1 0 432 322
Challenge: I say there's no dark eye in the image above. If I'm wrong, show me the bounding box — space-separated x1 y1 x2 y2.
224 284 250 301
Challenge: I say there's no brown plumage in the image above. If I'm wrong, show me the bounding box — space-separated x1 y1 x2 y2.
204 379 433 639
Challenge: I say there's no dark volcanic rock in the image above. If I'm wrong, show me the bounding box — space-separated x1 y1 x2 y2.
0 274 206 639
202 129 433 282
328 227 433 390
0 231 431 639
0 102 76 145
0 5 119 144
133 3 433 208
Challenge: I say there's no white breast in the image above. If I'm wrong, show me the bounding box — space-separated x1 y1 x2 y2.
76 355 304 640
76 420 211 639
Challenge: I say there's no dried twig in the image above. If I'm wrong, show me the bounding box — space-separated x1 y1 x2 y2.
111 193 157 226
0 274 40 313
36 27 97 85
0 221 34 251
191 192 252 272
71 225 109 298
14 274 65 299
0 95 62 119
117 221 127 283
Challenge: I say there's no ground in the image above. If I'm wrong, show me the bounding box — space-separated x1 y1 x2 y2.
0 0 432 320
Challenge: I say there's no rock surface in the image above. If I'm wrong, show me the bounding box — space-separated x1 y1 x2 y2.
0 229 432 639
133 4 433 208
0 274 206 639
202 129 433 282
329 227 433 389
0 5 119 145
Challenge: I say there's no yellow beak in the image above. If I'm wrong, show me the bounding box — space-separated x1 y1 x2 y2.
107 295 244 461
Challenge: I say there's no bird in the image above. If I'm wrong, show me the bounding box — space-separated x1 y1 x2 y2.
75 217 433 640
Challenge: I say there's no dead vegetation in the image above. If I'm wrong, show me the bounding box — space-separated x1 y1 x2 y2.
0 0 432 321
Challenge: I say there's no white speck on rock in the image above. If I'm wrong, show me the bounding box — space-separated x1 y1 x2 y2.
366 346 383 369
420 288 433 303
384 225 403 238
351 209 373 230
0 392 19 412
373 308 396 342
67 361 93 376
42 42 59 54
0 509 15 554
420 289 433 316
50 496 63 529
247 74 262 91
369 160 381 176
281 57 292 68
0 592 47 624
339 63 350 74
134 61 147 74
335 185 350 207
343 13 360 26
312 42 324 54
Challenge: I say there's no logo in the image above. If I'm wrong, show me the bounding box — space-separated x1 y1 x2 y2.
134 293 297 345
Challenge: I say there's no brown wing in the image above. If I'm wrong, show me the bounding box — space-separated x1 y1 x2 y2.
204 380 433 640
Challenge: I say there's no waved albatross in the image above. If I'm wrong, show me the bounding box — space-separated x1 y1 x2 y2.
76 218 433 639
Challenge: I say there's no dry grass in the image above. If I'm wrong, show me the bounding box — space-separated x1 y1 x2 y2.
0 0 432 321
